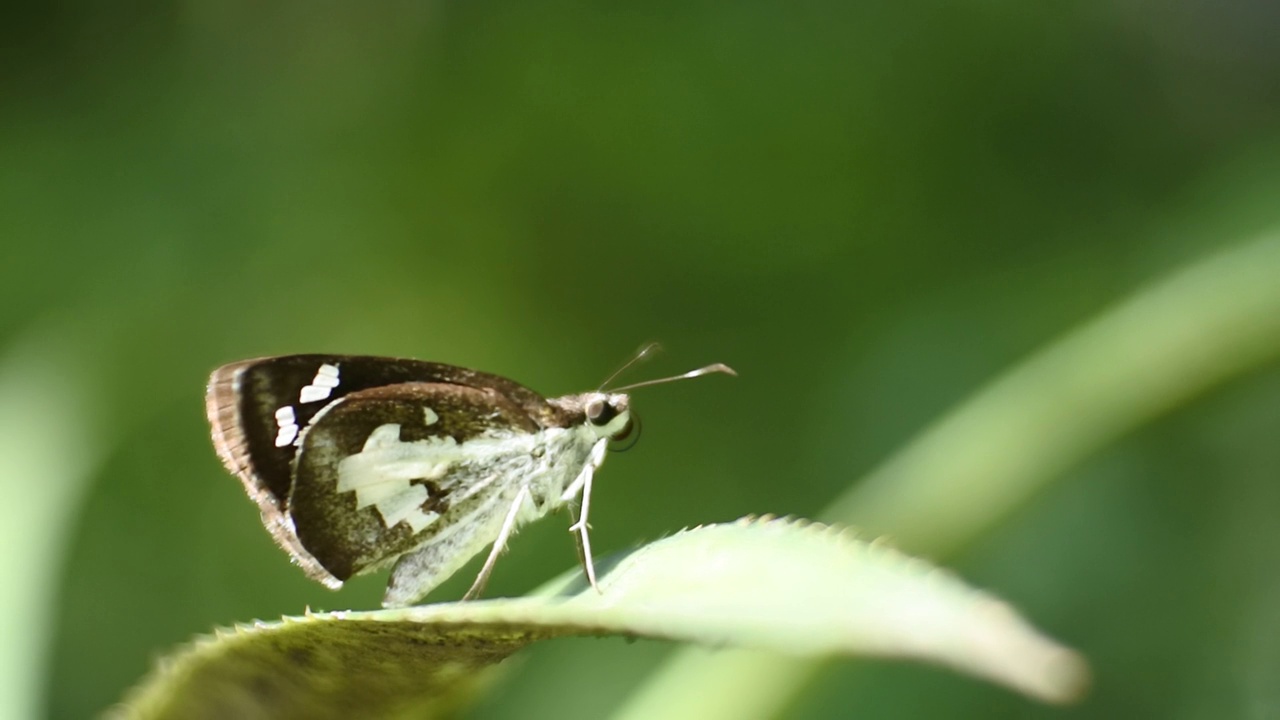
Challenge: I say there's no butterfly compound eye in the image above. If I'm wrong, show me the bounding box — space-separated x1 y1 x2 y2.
585 397 618 426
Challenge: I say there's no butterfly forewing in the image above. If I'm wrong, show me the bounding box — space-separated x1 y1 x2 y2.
288 381 543 581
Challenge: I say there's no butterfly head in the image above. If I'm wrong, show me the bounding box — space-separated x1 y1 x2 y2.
567 391 634 441
551 355 736 444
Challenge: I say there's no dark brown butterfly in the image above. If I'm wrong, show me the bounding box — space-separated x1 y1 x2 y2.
205 351 734 606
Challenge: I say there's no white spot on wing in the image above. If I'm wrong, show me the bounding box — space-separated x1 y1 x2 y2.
299 385 330 403
423 407 439 426
274 426 297 447
299 363 340 403
274 406 298 447
314 363 340 386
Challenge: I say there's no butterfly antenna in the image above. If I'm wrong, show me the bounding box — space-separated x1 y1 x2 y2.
599 342 663 390
610 363 737 392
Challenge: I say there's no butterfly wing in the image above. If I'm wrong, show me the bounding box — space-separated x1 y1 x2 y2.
205 354 558 586
288 381 543 584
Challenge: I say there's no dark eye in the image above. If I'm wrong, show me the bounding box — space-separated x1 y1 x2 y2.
586 398 618 426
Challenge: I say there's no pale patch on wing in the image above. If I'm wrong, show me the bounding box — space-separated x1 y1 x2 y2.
346 474 412 509
334 420 592 547
299 363 341 403
423 406 439 425
337 425 458 487
335 422 468 534
274 406 298 447
403 508 440 533
375 484 439 532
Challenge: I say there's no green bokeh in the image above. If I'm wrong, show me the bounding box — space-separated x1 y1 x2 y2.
3 2 1279 718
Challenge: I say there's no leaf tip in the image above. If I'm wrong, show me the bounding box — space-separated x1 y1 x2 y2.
1031 646 1092 705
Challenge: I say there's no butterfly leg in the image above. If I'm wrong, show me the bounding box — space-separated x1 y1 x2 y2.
567 465 601 593
462 484 535 601
565 439 607 593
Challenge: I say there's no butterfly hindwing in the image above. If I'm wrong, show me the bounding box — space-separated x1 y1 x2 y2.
287 381 542 582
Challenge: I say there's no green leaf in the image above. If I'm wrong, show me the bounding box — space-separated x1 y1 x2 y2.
114 517 1088 720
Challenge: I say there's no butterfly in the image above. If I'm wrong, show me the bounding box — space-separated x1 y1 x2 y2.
205 348 734 607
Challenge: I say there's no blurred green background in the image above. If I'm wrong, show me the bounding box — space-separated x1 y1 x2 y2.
4 2 1280 718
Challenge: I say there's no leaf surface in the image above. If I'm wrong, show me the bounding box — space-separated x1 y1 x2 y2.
115 517 1087 719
